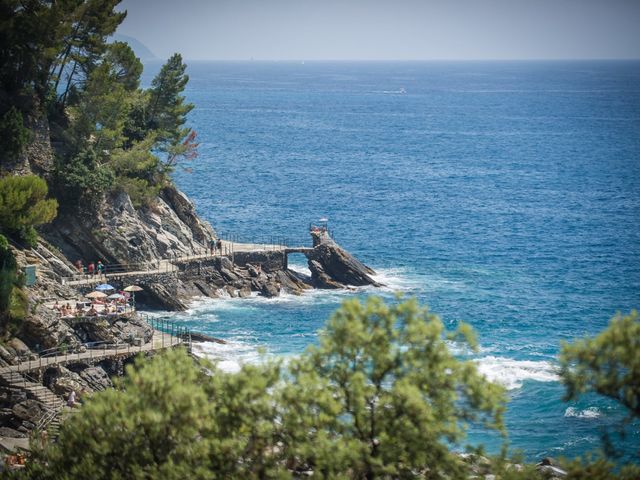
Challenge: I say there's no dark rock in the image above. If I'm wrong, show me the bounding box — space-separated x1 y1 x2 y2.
140 282 188 311
260 281 280 298
97 358 125 377
238 286 252 298
536 458 567 478
79 367 112 391
307 260 342 289
0 387 27 406
220 267 239 283
247 264 261 277
306 240 380 288
0 427 27 438
20 305 77 350
7 338 30 356
12 400 45 424
21 420 36 430
45 366 89 397
0 408 16 425
0 345 17 365
277 270 312 295
189 332 226 344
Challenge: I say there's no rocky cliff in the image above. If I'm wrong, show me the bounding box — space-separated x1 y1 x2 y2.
0 108 385 449
42 184 215 266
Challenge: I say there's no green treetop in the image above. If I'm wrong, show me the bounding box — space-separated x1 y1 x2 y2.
146 53 194 148
0 174 57 247
560 310 640 419
24 297 508 480
280 297 505 479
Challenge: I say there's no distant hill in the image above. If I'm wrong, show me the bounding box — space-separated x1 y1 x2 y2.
111 34 158 62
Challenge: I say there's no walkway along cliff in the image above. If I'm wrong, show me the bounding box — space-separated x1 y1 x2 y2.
1 213 381 451
58 228 383 311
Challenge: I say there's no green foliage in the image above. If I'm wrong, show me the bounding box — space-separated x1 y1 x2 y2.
55 148 115 202
0 0 69 101
26 297 507 479
104 41 143 92
2 1 199 214
0 233 26 334
0 175 58 247
203 361 287 479
8 284 28 321
280 297 505 479
28 348 213 480
147 53 194 147
116 177 161 209
0 233 17 315
559 311 640 419
0 106 31 159
51 0 127 106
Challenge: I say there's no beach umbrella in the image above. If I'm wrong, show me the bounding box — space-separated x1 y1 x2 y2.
123 285 143 310
123 285 143 292
86 291 107 299
95 283 115 291
108 293 125 300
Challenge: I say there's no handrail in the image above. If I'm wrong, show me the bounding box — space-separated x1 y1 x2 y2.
57 234 314 283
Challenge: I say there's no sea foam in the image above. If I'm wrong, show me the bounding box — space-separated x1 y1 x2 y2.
475 356 559 390
564 407 601 419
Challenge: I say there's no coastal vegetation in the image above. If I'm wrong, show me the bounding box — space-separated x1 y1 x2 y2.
0 175 57 248
0 174 56 335
1 0 195 210
0 234 27 336
1 2 638 478
14 298 640 479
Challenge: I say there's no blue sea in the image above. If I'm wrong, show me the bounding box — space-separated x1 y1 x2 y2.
144 61 640 462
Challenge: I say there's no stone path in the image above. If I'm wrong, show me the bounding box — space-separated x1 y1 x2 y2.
0 331 179 375
0 330 183 453
62 240 294 287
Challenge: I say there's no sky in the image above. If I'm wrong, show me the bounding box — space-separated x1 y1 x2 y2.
117 0 640 61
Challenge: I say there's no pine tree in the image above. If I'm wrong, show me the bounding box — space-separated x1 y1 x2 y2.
146 53 194 147
0 175 58 246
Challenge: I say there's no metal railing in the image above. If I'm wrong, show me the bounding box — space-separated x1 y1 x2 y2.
1 318 190 373
57 232 315 284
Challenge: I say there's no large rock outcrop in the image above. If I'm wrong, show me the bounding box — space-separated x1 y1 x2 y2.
42 185 215 266
306 239 381 289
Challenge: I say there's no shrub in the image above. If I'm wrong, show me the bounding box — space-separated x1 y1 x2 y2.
0 106 31 159
0 175 58 247
55 149 115 202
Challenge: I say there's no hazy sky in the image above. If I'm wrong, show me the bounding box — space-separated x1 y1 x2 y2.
117 0 640 61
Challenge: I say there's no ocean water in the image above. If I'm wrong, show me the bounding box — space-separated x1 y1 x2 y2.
144 61 640 462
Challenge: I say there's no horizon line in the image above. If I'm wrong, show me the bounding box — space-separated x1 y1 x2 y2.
146 57 640 63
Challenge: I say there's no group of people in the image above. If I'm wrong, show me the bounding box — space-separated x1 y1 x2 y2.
75 259 106 276
209 238 223 255
52 295 129 318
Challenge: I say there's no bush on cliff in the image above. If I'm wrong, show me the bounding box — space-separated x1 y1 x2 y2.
0 174 57 247
0 234 26 335
0 106 31 160
24 297 507 480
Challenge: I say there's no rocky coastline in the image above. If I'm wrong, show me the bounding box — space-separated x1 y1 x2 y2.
1 180 381 450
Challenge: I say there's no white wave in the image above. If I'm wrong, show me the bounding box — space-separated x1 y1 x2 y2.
371 267 424 293
192 340 264 373
475 356 559 390
564 407 601 419
444 340 496 356
287 263 311 276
